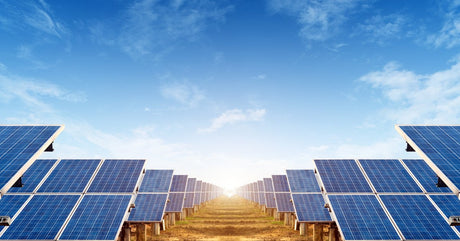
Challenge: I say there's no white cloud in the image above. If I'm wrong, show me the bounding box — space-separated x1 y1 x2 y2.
0 62 6 72
161 81 205 107
255 74 266 80
355 14 407 45
199 109 266 133
427 1 460 48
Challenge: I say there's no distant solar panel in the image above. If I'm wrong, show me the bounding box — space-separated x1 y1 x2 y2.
60 195 131 240
186 178 196 193
193 180 202 206
87 159 144 193
38 159 100 193
128 194 168 222
0 125 63 194
315 159 372 193
403 159 452 193
292 194 331 222
359 159 422 193
183 192 195 208
263 178 274 192
272 175 290 192
7 159 56 193
257 180 266 205
0 195 30 232
274 193 294 212
328 195 399 240
286 169 321 192
265 192 276 208
381 195 459 240
165 193 185 212
138 169 173 193
170 175 188 192
0 195 79 240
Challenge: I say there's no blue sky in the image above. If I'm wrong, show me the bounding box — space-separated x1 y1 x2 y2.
2 0 460 189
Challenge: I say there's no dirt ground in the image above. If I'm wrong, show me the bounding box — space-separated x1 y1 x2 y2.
153 196 305 241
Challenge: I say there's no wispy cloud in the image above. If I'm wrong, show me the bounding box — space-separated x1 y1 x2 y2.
427 1 460 48
355 14 407 45
199 109 266 133
160 81 205 107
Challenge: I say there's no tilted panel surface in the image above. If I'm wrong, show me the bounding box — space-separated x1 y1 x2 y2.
128 194 168 222
263 178 274 192
139 169 173 193
170 175 188 192
87 159 144 193
186 178 196 193
183 192 195 208
38 159 100 193
286 169 321 193
7 159 56 193
60 195 131 240
165 192 185 212
315 159 372 193
257 180 265 193
0 195 30 232
265 192 276 208
359 159 422 193
194 193 202 206
381 195 459 240
328 195 399 240
403 159 452 193
274 193 294 212
272 175 290 192
0 195 79 240
292 194 331 222
430 195 460 232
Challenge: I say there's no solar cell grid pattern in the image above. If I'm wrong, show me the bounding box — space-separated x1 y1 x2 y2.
170 175 188 192
429 195 460 232
0 195 79 240
315 159 372 193
292 194 331 222
186 178 196 193
0 195 30 232
258 180 266 205
87 159 144 193
0 125 61 192
128 194 168 222
184 192 195 208
165 192 185 212
328 195 399 240
403 159 452 193
286 169 321 193
274 193 294 212
359 159 422 193
381 195 459 240
139 169 173 193
38 159 100 193
399 125 460 190
263 178 274 192
7 159 56 193
272 175 290 192
265 192 276 208
194 193 201 206
60 194 131 240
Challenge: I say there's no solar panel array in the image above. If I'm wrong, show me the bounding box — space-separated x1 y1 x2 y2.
184 178 196 208
165 175 188 213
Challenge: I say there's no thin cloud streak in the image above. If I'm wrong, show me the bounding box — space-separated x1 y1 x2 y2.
199 109 266 133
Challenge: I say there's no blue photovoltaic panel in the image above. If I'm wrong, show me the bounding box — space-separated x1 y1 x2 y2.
263 178 274 192
0 195 30 232
359 159 422 193
381 195 459 240
258 181 266 205
429 195 460 232
165 192 185 212
60 195 131 240
286 169 321 193
1 195 79 240
398 125 460 190
403 159 452 193
194 193 201 206
87 159 144 193
329 195 399 240
139 169 173 193
38 159 100 193
315 159 372 193
0 125 62 193
8 159 56 193
292 194 331 222
186 178 196 193
170 175 188 192
265 192 276 208
272 175 290 192
128 194 168 222
274 193 294 212
258 180 265 192
183 192 195 208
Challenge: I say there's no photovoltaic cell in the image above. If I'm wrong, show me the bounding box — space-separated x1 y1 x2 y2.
170 175 188 192
265 192 276 208
429 195 460 232
315 159 372 193
128 194 168 222
359 159 422 193
38 159 100 193
381 195 459 240
403 159 452 193
60 195 131 240
328 195 399 240
165 193 185 212
87 159 144 193
7 159 56 193
292 194 331 222
274 193 294 212
272 175 290 192
0 195 79 240
286 169 321 193
183 192 195 208
258 180 266 205
193 180 202 206
139 170 173 193
263 178 274 192
0 195 30 232
186 178 196 193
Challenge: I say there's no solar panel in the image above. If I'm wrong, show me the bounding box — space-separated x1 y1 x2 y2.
257 180 266 205
0 125 63 194
193 180 202 206
59 195 132 240
265 192 276 208
286 169 321 192
165 193 185 212
315 159 372 193
0 195 30 232
186 178 196 193
403 159 452 193
429 194 460 232
263 178 274 192
183 192 195 208
292 194 331 222
138 169 173 193
380 195 459 240
274 193 294 212
7 159 57 193
272 175 290 192
170 175 188 192
128 194 168 222
328 195 400 240
87 159 145 193
359 159 422 193
37 159 100 193
0 195 79 240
